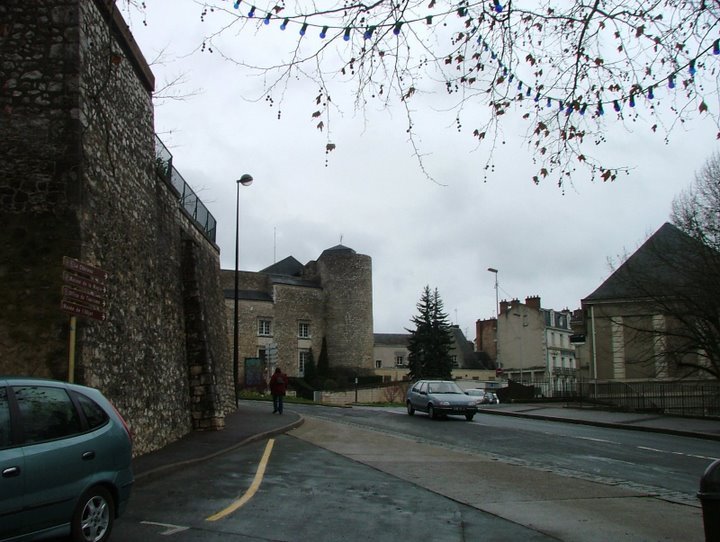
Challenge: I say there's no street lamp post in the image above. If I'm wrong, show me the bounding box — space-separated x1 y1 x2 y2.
233 174 254 406
487 267 499 370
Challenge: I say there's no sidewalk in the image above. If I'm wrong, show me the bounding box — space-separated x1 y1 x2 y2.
132 400 720 482
132 401 302 482
476 402 720 440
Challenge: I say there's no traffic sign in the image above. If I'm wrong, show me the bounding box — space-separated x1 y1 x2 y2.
61 257 108 322
62 271 107 295
61 286 106 309
63 256 108 281
61 299 107 322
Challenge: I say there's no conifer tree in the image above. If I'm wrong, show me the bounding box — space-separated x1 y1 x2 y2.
317 337 330 377
407 286 454 380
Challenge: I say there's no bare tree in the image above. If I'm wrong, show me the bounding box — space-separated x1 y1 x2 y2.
138 1 720 187
672 151 720 250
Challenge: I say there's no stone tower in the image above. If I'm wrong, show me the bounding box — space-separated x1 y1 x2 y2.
316 245 374 370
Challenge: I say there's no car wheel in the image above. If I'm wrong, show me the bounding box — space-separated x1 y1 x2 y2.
71 486 114 542
428 404 436 420
407 401 415 415
465 413 474 421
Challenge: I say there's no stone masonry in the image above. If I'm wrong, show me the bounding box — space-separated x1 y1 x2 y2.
1 0 233 455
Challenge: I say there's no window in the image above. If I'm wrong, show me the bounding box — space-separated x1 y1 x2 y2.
375 359 382 369
258 319 272 336
0 388 10 449
298 321 310 339
451 355 459 368
13 386 81 443
395 355 405 367
73 391 109 429
299 349 311 377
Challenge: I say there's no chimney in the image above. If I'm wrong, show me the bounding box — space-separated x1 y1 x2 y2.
525 295 541 311
499 300 511 315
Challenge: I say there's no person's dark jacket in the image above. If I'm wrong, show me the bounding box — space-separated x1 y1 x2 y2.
269 370 288 396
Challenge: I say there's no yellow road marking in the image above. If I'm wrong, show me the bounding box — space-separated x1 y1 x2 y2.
206 438 275 521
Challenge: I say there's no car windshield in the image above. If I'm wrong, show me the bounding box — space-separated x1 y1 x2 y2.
428 383 461 394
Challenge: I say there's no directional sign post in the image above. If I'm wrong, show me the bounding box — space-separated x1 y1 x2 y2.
60 257 109 382
61 257 108 321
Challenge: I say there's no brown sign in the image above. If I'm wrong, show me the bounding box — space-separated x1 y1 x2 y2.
60 299 107 322
61 286 106 309
62 271 107 295
62 256 108 281
61 257 108 322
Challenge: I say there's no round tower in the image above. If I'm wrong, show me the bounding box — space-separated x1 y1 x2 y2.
316 245 374 370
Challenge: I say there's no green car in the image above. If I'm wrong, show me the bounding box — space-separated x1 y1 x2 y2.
0 378 133 542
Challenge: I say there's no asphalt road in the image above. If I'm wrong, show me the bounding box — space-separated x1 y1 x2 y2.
294 404 718 504
113 404 712 541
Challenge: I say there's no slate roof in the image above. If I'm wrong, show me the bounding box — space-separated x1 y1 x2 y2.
373 333 410 346
260 256 304 277
320 244 356 257
449 326 475 358
583 222 706 303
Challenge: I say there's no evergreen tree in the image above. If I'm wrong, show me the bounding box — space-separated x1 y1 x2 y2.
317 337 330 377
407 286 454 380
303 348 317 384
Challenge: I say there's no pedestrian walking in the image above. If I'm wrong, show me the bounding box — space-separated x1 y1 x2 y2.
269 367 288 414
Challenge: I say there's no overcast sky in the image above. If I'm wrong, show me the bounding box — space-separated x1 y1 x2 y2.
124 3 719 339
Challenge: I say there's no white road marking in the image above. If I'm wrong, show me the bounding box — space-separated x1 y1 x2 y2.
140 521 190 535
575 436 618 444
637 446 718 461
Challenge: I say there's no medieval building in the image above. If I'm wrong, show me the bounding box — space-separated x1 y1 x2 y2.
222 245 374 385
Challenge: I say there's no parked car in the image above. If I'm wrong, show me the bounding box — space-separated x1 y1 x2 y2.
0 377 133 542
485 391 500 404
406 380 480 420
464 389 490 404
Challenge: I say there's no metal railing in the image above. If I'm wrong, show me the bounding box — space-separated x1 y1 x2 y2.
578 379 720 418
154 135 217 243
516 375 720 418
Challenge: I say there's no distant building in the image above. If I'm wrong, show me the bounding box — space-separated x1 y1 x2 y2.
373 326 496 381
581 223 712 380
222 245 374 386
477 296 576 390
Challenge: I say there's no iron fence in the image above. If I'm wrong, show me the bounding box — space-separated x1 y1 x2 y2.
521 375 720 418
154 135 217 243
579 379 720 418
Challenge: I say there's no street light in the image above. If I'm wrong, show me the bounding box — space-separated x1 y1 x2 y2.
487 267 500 371
233 174 253 406
487 268 498 318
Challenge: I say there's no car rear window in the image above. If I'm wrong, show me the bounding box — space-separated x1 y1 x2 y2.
73 391 109 429
0 388 10 449
13 386 82 444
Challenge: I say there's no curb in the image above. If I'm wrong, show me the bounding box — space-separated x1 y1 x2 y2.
476 408 720 441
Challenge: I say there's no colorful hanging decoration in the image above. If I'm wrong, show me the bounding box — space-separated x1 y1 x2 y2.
225 1 717 119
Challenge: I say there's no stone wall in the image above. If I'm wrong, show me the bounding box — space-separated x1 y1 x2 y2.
0 0 232 455
228 274 326 381
317 248 374 369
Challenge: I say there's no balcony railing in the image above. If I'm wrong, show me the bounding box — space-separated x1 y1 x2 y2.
155 135 217 243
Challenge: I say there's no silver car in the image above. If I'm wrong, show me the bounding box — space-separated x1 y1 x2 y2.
465 389 490 404
406 380 479 421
